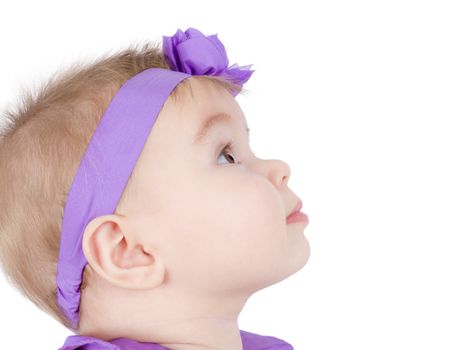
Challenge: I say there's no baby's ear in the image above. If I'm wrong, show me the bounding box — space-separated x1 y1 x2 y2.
81 214 166 289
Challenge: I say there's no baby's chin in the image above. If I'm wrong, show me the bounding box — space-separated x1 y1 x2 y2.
285 224 311 269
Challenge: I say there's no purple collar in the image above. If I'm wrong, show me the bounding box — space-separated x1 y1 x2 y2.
58 329 293 350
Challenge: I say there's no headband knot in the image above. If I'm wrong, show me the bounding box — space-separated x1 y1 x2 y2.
163 27 254 87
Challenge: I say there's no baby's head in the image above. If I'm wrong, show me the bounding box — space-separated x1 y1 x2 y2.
0 28 310 345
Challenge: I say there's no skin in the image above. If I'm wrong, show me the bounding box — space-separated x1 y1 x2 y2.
79 77 311 350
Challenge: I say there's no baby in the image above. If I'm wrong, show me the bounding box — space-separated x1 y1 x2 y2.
0 27 310 350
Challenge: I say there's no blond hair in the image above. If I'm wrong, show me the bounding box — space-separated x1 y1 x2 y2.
0 40 244 332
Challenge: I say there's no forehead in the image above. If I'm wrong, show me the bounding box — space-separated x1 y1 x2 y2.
167 77 248 132
142 77 248 154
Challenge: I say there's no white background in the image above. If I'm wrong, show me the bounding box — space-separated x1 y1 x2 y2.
1 0 466 349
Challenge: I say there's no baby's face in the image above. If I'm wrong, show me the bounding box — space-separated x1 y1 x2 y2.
122 77 310 294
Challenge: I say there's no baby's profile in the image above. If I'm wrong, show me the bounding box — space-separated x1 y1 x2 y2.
0 27 310 350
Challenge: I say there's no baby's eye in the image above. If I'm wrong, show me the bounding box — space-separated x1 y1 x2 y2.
217 142 240 165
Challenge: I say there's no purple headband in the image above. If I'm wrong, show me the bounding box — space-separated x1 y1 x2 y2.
56 27 254 330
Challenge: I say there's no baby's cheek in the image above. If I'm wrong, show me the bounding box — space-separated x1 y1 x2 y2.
161 171 284 287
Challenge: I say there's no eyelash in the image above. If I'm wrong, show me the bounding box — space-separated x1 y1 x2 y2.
218 141 241 165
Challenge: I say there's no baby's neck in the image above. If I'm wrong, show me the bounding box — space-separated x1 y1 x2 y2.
78 280 249 350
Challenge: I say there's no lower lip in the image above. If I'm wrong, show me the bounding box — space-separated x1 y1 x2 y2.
286 211 309 224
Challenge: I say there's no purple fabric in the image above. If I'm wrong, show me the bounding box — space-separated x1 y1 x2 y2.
56 68 190 329
163 28 255 92
58 330 294 350
55 27 254 330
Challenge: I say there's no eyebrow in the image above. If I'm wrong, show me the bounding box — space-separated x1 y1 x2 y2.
192 112 250 145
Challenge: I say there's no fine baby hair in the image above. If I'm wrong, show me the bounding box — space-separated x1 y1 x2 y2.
0 27 309 350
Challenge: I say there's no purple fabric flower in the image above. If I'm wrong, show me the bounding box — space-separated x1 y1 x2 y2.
162 27 254 88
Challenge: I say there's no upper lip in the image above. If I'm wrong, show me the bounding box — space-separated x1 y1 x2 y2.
287 199 303 218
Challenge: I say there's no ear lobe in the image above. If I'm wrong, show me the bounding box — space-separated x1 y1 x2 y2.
81 214 166 290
